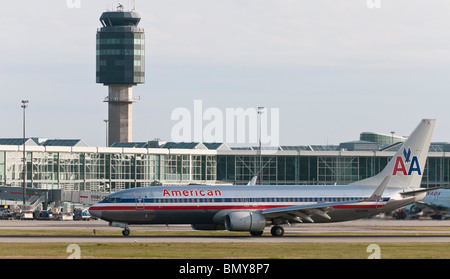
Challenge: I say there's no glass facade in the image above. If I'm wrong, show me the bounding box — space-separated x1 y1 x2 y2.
1 146 449 193
216 155 391 185
96 32 145 84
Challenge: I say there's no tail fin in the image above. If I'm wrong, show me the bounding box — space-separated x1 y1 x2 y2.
350 119 435 189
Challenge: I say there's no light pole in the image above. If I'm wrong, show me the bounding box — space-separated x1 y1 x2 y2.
258 107 264 185
104 119 109 147
21 100 29 207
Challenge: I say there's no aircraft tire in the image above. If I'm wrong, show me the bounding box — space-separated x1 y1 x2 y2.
271 226 284 237
250 231 264 237
122 228 130 237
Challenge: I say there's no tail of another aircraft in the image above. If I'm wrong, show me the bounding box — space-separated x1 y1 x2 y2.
350 119 435 189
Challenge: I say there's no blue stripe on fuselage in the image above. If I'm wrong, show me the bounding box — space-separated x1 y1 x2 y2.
99 197 390 204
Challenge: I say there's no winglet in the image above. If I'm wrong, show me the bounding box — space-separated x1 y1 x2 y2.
247 176 258 186
363 176 390 202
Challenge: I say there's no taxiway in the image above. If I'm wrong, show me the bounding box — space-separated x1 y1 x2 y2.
1 218 450 243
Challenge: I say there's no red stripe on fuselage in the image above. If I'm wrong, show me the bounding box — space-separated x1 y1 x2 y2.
89 205 283 211
89 203 384 211
332 204 383 209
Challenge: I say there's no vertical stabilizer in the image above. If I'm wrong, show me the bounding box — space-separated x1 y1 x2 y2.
350 119 435 189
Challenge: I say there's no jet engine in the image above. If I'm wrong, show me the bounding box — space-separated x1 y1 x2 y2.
224 211 266 232
409 204 423 214
403 204 423 214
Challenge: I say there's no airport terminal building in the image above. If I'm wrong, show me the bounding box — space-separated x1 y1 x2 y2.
1 132 450 205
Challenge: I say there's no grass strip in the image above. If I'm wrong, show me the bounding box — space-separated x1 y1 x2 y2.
1 242 450 259
1 229 450 237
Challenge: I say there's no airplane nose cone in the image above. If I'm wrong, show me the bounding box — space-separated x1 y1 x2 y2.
89 206 102 219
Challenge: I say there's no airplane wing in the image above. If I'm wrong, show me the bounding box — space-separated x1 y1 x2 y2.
262 200 362 223
262 176 390 223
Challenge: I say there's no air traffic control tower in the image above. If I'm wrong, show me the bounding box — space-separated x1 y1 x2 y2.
96 6 145 145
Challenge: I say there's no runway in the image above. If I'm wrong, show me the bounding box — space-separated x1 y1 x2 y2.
1 218 450 243
3 235 450 243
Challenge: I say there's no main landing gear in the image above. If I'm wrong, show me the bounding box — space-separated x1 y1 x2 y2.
250 226 285 237
250 231 264 237
270 225 284 237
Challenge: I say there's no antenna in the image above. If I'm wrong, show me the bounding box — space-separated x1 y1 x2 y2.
106 0 113 11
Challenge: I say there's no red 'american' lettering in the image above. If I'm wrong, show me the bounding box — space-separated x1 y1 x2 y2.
163 188 222 197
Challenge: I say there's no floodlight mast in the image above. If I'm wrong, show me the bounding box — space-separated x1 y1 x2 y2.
21 100 29 207
258 107 264 185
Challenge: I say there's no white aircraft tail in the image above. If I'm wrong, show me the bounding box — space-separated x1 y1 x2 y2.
350 119 435 189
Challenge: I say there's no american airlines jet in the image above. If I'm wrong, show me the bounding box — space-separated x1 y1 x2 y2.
89 119 445 237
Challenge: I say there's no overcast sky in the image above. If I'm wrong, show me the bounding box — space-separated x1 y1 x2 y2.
1 0 450 147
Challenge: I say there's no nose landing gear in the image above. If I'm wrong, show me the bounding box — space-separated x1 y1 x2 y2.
122 228 130 237
110 221 131 237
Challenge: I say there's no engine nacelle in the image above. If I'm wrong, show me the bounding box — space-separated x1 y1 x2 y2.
225 211 266 232
408 204 423 214
191 224 225 231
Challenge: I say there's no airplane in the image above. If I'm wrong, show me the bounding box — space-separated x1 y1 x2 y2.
89 119 447 237
397 189 450 220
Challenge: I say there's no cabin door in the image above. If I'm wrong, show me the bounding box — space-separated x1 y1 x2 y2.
135 192 145 210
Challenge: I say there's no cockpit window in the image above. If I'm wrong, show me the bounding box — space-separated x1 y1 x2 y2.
103 197 122 203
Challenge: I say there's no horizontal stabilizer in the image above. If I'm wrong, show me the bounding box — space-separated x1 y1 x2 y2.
247 176 257 186
364 176 389 202
400 185 450 198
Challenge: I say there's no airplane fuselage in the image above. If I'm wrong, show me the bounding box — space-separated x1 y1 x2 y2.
423 190 450 209
89 184 419 226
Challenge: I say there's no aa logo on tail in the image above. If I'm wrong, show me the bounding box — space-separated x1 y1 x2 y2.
392 148 421 176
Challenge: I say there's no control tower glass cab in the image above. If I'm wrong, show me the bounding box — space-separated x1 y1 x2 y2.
96 10 145 84
96 8 145 145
